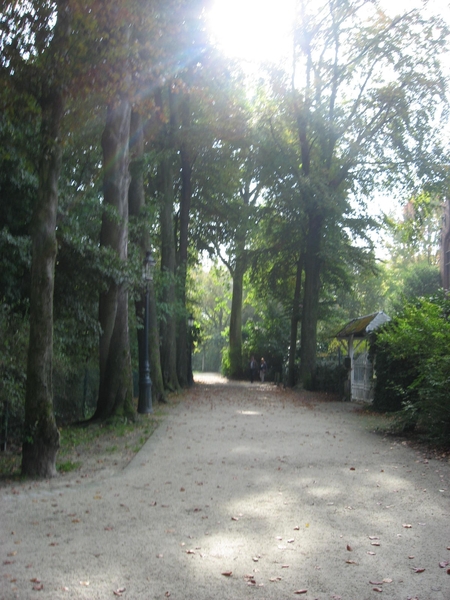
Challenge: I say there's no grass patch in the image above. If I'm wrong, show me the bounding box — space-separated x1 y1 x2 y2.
58 460 82 473
355 406 396 433
0 405 166 482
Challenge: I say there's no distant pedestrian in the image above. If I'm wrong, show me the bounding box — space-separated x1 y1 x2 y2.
250 355 258 383
260 357 267 382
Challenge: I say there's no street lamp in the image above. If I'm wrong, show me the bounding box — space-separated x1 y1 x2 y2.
138 250 156 414
187 314 194 386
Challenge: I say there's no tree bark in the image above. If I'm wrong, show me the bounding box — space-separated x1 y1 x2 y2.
288 253 303 387
299 210 324 388
159 152 180 391
95 99 134 420
229 249 245 378
21 1 71 478
129 110 166 404
176 93 193 386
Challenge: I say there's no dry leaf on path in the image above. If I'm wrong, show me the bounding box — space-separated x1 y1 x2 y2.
113 588 126 597
221 571 232 576
373 587 383 592
294 590 307 594
412 567 425 573
346 545 352 551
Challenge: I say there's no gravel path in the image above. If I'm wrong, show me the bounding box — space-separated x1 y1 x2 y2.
1 374 449 599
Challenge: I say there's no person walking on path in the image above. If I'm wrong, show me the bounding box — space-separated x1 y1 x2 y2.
250 355 258 383
260 357 267 382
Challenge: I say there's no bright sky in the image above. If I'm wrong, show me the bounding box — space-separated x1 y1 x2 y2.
206 0 450 257
207 0 450 68
206 0 295 67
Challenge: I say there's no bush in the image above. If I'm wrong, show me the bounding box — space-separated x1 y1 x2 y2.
0 303 28 445
313 360 348 395
370 292 450 443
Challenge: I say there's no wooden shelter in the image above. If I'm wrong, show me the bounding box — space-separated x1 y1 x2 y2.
336 311 391 401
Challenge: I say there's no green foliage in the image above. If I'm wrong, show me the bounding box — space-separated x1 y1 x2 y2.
0 304 29 443
313 361 348 395
370 293 450 443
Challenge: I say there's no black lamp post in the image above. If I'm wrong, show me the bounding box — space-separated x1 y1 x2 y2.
187 314 194 386
138 250 156 414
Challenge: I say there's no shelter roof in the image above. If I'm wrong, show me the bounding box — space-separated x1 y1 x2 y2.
335 311 391 340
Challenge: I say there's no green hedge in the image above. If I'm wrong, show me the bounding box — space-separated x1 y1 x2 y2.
370 292 450 443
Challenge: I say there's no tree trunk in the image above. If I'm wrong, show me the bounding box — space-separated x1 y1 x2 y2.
129 110 166 404
21 2 71 478
95 99 134 420
299 210 323 389
159 153 180 391
288 253 303 387
229 250 245 378
176 94 193 387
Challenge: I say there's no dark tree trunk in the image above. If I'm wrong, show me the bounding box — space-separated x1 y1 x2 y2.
229 249 245 378
176 94 193 387
22 90 63 477
21 2 71 478
159 153 180 391
95 99 134 420
288 253 303 387
299 211 324 388
129 111 166 404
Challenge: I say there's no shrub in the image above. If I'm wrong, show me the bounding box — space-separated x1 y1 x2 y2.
370 292 450 443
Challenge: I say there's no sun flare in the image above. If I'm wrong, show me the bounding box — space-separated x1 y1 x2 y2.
206 0 295 66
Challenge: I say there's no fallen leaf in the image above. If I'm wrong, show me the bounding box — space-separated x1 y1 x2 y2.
113 588 126 597
370 581 384 585
30 578 41 583
402 524 412 528
350 467 355 470
186 549 195 554
367 551 376 555
221 571 232 577
412 567 425 573
231 516 239 521
165 592 171 597
347 545 352 551
32 583 44 591
269 577 282 582
439 561 449 568
373 587 383 592
287 539 295 543
294 526 299 530
294 590 307 594
79 581 90 586
368 536 379 540
346 560 357 564
408 556 415 559
383 578 393 583
371 541 381 546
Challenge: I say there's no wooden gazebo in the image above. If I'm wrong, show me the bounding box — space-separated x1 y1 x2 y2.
335 311 391 401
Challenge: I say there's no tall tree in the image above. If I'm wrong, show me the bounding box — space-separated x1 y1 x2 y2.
276 0 448 387
0 1 72 476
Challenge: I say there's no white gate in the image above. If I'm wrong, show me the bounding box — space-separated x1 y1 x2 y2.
352 353 374 401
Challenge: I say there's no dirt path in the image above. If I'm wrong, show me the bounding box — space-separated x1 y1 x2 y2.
1 375 449 599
